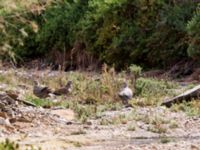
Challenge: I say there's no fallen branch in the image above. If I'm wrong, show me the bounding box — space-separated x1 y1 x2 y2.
16 98 37 107
161 85 200 107
5 91 37 107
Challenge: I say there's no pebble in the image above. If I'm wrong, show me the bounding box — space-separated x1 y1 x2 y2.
0 117 10 126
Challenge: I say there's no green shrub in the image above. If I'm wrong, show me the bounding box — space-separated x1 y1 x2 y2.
0 139 19 150
187 4 200 58
135 78 177 96
129 64 142 78
0 2 43 62
0 0 198 68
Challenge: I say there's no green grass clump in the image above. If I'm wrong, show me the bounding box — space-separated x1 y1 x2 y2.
26 96 55 108
171 101 200 117
135 78 177 97
71 129 86 135
129 64 142 78
160 136 171 144
127 125 136 131
148 125 167 133
0 139 19 150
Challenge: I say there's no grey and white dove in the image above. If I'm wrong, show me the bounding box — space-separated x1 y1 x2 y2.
118 82 133 105
33 81 52 98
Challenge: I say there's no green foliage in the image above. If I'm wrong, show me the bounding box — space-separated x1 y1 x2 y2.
171 101 200 117
135 78 177 96
0 0 198 68
0 139 19 150
129 64 142 78
26 96 54 107
187 4 200 58
0 1 43 62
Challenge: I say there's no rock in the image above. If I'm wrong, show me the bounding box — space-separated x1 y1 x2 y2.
0 112 7 119
0 117 10 126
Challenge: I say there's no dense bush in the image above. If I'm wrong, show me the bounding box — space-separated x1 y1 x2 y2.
0 1 45 62
187 4 200 58
0 0 199 69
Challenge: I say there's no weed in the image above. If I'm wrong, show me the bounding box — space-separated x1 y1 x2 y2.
130 97 161 106
127 124 136 131
150 116 169 125
73 142 82 147
71 129 86 135
148 124 167 133
169 120 178 129
160 136 171 143
0 75 6 82
99 118 112 125
100 114 129 125
135 78 177 97
115 114 128 124
0 139 19 150
26 96 54 107
129 64 142 78
129 111 146 122
171 101 200 117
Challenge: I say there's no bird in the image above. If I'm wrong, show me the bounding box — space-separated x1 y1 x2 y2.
118 81 133 106
5 90 19 100
53 81 72 96
33 80 52 98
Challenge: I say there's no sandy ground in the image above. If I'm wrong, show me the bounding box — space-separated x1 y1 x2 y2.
1 106 200 150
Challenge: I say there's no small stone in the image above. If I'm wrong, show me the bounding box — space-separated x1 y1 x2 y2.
86 121 92 125
191 144 199 150
0 117 10 126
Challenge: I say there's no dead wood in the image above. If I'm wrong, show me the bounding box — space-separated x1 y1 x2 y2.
161 85 200 107
15 98 37 107
4 91 37 107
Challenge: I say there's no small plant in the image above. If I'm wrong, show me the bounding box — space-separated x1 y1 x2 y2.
131 112 146 122
171 101 200 117
127 124 136 131
148 124 167 133
160 136 171 144
169 120 178 129
116 114 128 124
99 118 112 125
150 116 169 125
129 64 142 79
71 129 86 135
73 142 82 147
0 139 19 150
69 102 98 123
130 96 161 106
100 114 128 125
135 78 177 97
26 96 54 108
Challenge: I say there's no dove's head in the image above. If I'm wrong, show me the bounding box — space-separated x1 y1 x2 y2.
33 80 39 86
121 81 128 88
66 80 72 87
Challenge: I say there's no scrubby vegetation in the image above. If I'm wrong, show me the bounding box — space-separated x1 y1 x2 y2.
187 4 200 58
0 0 199 69
1 2 200 149
0 139 19 150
